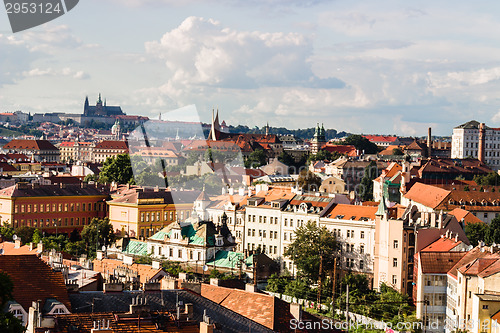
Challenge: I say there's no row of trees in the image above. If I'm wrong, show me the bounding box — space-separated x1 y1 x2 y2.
0 218 115 259
267 221 417 326
465 216 500 246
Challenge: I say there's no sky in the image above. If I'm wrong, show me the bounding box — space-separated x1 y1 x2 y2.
2 0 500 136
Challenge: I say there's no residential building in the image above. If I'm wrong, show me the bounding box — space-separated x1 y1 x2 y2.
245 187 295 260
373 162 403 203
3 139 60 162
402 182 500 224
319 203 378 281
451 120 500 170
92 140 129 163
413 237 468 332
319 175 346 194
0 183 108 233
107 186 198 238
362 135 401 148
146 220 236 264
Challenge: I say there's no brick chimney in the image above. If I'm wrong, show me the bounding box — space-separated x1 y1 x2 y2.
479 122 486 163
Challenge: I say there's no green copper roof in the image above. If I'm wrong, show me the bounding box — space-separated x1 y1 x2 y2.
206 250 246 269
124 240 148 256
149 223 213 246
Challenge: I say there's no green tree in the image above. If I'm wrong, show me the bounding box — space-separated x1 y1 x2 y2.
0 273 25 333
297 169 322 192
81 218 116 259
465 222 488 246
13 226 35 244
359 160 378 201
277 151 294 169
485 216 500 245
99 153 134 184
266 273 291 294
0 224 14 241
392 147 404 155
244 149 267 168
32 229 42 244
284 221 337 282
474 172 500 186
340 135 379 154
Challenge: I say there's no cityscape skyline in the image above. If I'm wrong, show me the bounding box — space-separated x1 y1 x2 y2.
2 1 500 136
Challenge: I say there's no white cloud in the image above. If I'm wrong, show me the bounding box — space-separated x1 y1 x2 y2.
22 67 89 80
145 16 343 90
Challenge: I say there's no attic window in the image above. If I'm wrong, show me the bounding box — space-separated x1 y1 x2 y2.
350 216 356 220
335 215 345 219
449 199 455 205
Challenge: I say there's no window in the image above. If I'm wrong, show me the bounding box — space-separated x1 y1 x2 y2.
393 258 398 267
248 229 251 236
392 275 397 285
393 240 398 249
360 231 364 239
483 305 489 309
360 244 364 254
347 230 350 237
284 232 287 241
360 260 364 270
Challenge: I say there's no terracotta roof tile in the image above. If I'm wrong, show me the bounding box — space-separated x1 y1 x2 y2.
3 139 58 151
0 255 71 312
322 204 377 221
404 183 450 209
421 237 463 252
419 252 466 274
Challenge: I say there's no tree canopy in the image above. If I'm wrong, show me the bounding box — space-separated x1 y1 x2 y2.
465 222 489 246
284 221 337 282
99 153 134 184
297 170 322 192
81 217 116 258
340 135 379 154
359 160 378 201
244 149 267 168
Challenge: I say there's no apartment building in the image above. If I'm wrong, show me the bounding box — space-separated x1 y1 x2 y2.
319 203 377 280
107 186 198 238
0 183 108 233
451 120 500 170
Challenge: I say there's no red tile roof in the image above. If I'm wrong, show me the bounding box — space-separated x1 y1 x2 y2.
3 139 58 151
363 135 398 143
0 255 71 312
322 204 377 221
94 140 129 150
419 251 466 274
421 237 463 252
404 183 450 209
448 208 484 225
448 247 492 278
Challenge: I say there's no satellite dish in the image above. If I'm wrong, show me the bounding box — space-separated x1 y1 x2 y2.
101 245 106 252
12 235 17 241
203 265 208 272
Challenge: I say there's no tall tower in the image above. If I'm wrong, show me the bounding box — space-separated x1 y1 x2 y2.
84 96 90 116
311 123 326 154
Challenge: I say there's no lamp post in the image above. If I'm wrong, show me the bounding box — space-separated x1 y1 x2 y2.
54 222 58 237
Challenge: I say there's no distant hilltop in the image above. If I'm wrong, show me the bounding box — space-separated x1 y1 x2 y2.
32 94 147 127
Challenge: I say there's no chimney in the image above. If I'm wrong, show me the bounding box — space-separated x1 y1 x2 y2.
14 238 21 249
37 242 44 253
427 127 432 157
479 122 486 163
455 234 459 242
